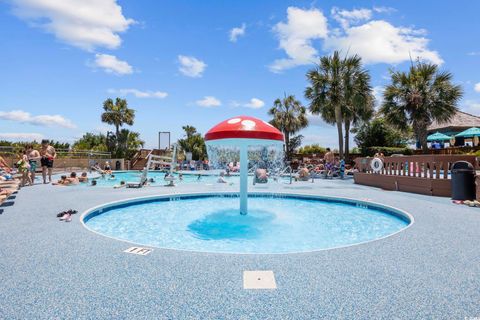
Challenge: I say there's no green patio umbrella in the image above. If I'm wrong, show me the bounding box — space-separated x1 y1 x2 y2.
455 127 480 138
427 131 451 142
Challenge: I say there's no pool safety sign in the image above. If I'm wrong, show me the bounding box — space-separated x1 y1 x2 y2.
124 247 153 256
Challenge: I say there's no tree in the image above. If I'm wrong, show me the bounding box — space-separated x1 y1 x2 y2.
354 117 410 155
268 94 308 160
177 126 206 160
298 144 326 155
380 62 462 153
305 51 373 158
72 133 108 152
101 98 135 143
115 129 145 159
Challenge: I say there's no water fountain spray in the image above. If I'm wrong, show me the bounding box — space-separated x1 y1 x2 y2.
205 116 284 215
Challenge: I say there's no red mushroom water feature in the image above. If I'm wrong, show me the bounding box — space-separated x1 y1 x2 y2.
205 116 284 215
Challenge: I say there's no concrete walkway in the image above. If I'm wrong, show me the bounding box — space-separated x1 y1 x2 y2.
0 178 479 319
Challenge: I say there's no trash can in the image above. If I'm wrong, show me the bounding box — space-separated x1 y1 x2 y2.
115 160 121 171
451 161 475 200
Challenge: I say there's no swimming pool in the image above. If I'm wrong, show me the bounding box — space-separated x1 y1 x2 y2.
83 193 411 254
58 171 291 187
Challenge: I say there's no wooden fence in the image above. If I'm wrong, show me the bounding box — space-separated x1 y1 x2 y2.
353 155 477 197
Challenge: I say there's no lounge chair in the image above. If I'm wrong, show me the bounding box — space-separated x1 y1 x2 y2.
126 169 148 188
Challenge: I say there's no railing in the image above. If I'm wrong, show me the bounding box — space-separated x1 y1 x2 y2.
353 155 477 196
0 146 111 159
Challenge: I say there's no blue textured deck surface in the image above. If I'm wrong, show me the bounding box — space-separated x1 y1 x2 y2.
0 178 479 319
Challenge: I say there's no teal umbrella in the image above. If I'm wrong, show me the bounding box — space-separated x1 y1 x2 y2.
455 127 480 138
427 132 451 141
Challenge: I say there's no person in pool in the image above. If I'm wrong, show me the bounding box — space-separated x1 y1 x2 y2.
67 172 79 185
90 180 97 186
26 144 40 184
53 175 68 186
197 174 201 181
179 173 183 181
114 181 126 189
78 172 89 183
217 171 227 183
104 161 112 175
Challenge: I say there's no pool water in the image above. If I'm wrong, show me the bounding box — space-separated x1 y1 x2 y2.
63 171 290 187
84 195 409 254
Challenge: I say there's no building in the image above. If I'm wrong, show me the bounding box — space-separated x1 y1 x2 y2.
427 111 480 146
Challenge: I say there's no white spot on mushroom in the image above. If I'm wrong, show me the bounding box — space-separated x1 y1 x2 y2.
241 119 256 129
227 118 242 124
263 121 274 128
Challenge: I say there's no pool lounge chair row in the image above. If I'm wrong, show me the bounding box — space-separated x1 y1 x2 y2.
0 179 20 205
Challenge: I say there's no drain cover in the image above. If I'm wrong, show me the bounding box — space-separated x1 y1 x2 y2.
243 270 277 289
124 247 152 256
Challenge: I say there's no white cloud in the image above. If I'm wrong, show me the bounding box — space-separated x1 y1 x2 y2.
306 111 333 128
0 132 44 141
324 20 443 65
372 86 385 108
271 6 442 72
9 0 135 51
270 7 328 72
475 83 480 93
468 52 480 56
244 98 265 109
229 23 246 42
331 7 372 29
108 88 168 99
196 96 221 107
93 53 133 75
463 100 480 114
0 110 76 128
178 55 207 78
372 6 396 14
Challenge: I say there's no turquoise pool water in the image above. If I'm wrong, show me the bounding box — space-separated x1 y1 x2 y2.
84 194 410 253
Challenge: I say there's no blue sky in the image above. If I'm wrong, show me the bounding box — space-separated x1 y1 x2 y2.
0 0 479 149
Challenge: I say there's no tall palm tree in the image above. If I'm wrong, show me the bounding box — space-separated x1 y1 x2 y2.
268 94 308 160
380 62 462 153
305 51 373 158
342 56 375 159
101 98 135 139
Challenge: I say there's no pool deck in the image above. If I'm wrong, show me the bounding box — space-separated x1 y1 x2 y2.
1 178 479 319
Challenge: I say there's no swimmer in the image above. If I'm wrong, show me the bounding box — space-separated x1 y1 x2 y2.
114 181 126 189
217 172 227 183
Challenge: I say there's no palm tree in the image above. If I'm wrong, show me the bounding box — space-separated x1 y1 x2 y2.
380 62 462 153
305 51 373 158
177 126 206 160
268 94 308 160
101 98 135 139
342 56 375 159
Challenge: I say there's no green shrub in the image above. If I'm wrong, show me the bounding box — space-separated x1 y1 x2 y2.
365 146 413 156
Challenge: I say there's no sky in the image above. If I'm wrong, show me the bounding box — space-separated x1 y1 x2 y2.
0 0 479 149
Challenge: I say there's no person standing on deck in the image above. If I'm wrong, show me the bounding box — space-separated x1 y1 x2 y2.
26 144 41 184
324 148 335 177
40 140 56 184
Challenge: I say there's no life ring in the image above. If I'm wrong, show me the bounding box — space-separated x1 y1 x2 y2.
370 158 383 173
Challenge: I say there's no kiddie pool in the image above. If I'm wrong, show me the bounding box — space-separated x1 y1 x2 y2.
81 192 413 254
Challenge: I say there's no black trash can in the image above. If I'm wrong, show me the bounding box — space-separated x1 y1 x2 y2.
451 161 475 200
115 160 121 171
